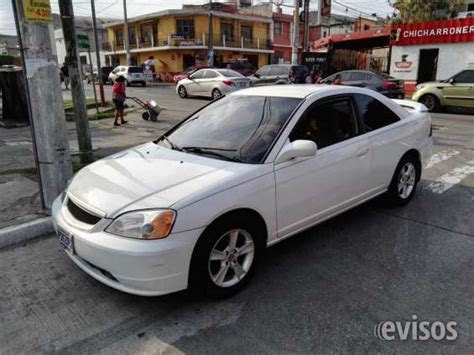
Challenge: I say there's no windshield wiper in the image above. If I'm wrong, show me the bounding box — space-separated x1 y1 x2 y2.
181 147 240 162
160 135 182 151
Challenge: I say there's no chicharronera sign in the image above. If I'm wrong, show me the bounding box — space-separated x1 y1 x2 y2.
391 17 474 46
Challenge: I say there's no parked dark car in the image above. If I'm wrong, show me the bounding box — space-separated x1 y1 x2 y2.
223 61 256 76
250 64 309 86
322 70 405 99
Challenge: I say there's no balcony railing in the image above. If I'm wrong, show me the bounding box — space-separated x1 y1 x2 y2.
104 34 271 52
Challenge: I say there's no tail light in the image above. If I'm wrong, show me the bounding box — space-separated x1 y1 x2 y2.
223 80 235 86
382 81 397 89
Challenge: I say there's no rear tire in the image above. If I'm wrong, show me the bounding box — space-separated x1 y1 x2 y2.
385 155 420 206
178 85 187 98
188 214 264 298
212 88 222 100
419 94 440 112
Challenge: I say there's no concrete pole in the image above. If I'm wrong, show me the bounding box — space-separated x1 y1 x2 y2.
91 0 106 107
303 0 310 52
58 0 94 164
208 0 214 67
12 0 72 209
291 0 300 65
123 0 131 65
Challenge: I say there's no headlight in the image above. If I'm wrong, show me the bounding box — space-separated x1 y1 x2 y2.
105 210 176 240
416 84 425 91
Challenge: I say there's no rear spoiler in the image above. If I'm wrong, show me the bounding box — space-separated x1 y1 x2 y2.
392 99 429 113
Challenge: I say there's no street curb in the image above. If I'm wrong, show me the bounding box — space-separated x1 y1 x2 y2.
0 217 54 250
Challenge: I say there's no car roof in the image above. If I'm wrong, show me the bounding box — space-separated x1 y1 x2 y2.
231 84 344 98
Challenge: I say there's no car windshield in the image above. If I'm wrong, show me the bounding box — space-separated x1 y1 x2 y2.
220 69 244 77
157 95 302 164
128 67 143 73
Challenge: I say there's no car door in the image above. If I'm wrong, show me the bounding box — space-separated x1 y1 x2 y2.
253 66 271 86
199 69 219 96
353 93 407 191
186 69 206 95
273 96 371 239
442 70 474 108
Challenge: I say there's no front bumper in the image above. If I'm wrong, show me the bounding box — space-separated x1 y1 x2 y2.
52 196 204 296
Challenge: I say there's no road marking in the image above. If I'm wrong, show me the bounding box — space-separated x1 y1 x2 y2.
425 149 459 169
425 161 474 194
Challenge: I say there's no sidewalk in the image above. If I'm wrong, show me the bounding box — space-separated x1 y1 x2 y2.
0 107 183 234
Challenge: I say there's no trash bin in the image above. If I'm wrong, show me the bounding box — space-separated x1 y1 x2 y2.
0 65 30 127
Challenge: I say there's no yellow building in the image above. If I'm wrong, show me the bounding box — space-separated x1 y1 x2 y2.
103 8 273 82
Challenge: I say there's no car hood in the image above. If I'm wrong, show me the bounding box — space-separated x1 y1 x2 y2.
67 143 262 217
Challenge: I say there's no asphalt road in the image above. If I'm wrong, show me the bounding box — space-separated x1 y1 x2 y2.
1 91 473 353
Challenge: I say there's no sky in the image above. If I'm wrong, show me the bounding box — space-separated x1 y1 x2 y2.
0 0 395 36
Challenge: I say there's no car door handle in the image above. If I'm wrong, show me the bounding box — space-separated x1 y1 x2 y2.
356 148 369 157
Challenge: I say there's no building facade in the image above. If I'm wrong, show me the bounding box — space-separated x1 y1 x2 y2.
103 7 273 81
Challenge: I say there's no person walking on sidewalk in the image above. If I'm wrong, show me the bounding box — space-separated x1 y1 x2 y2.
112 76 128 127
60 63 70 90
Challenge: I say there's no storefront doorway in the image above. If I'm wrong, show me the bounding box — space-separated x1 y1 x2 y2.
417 49 439 83
183 54 195 70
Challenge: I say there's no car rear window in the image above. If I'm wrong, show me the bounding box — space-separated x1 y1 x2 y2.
128 67 143 73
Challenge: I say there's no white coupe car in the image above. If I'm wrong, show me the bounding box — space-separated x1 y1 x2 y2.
52 85 432 298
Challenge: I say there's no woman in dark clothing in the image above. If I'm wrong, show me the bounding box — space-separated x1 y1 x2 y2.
112 76 128 126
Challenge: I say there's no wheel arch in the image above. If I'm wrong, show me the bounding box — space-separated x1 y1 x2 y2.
399 149 422 182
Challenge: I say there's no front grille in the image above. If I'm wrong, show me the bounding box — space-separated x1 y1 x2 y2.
67 198 102 225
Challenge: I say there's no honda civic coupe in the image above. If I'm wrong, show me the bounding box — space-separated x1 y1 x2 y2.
52 85 432 298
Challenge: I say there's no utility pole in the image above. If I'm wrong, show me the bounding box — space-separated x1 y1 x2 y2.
123 0 131 65
208 0 214 67
291 0 300 65
91 0 106 107
59 0 94 164
12 0 72 208
303 0 310 52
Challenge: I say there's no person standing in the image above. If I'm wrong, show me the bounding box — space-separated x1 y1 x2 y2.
112 76 128 127
61 63 70 90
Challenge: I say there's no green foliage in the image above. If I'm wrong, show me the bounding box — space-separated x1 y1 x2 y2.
391 0 465 23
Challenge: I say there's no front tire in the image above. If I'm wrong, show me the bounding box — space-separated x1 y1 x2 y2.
189 214 263 298
178 85 187 98
385 155 420 206
419 94 440 112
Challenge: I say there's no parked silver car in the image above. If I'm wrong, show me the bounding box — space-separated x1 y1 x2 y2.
176 68 250 100
108 66 146 87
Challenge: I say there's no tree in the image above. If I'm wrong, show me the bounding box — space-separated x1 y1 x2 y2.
391 0 466 23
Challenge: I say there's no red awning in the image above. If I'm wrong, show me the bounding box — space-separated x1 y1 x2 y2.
312 27 392 51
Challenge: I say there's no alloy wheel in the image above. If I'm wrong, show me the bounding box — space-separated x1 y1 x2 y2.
212 89 222 100
398 162 416 199
421 95 436 111
208 229 255 288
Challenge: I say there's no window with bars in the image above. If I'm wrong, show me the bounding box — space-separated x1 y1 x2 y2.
221 22 233 41
176 19 195 39
140 24 151 43
241 25 252 42
274 22 283 36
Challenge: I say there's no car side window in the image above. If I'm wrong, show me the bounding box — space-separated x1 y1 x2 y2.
257 66 271 76
203 70 219 79
354 94 400 132
190 70 205 79
290 98 358 149
349 72 371 81
453 70 474 83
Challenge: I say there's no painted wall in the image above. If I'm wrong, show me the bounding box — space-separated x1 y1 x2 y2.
390 42 474 81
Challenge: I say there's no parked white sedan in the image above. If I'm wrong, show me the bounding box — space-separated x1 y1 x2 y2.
176 68 250 100
52 85 432 298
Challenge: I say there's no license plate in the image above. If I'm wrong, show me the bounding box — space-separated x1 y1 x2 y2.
239 82 247 88
58 228 74 254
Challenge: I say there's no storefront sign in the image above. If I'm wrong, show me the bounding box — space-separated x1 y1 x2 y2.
393 54 413 72
22 0 52 23
391 17 474 46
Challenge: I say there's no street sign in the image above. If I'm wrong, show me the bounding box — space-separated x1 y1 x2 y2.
22 0 52 23
77 34 90 49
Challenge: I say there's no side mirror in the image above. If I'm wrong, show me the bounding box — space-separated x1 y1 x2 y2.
275 140 317 164
254 73 261 78
448 78 455 84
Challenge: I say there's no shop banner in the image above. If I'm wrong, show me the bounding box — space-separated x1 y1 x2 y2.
23 0 52 23
391 17 474 46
